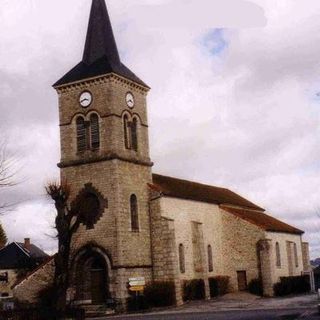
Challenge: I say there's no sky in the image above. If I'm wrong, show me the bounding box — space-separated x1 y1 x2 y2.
0 0 320 258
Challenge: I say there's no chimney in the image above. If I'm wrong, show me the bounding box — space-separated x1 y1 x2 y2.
24 238 31 251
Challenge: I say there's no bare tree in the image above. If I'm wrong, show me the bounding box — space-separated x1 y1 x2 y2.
0 141 19 213
45 181 82 317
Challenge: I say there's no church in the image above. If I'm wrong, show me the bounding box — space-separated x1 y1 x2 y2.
13 0 310 310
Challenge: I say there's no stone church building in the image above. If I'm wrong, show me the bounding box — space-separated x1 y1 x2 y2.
14 0 310 308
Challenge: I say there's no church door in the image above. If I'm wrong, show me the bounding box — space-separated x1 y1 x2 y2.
237 271 247 291
90 257 107 304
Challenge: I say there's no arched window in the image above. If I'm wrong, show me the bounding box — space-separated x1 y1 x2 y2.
123 115 130 149
276 242 281 267
208 245 213 272
294 243 298 267
179 244 185 274
90 114 100 149
130 194 139 231
131 118 138 151
76 116 87 152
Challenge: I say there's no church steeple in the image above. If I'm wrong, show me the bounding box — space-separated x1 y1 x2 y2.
54 0 148 88
82 0 120 66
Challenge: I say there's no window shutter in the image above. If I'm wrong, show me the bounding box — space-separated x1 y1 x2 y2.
90 114 100 149
76 117 87 152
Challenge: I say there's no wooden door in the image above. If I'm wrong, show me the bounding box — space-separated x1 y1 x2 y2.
237 271 247 291
91 269 106 304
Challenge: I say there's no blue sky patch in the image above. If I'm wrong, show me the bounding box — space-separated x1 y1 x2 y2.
202 28 228 56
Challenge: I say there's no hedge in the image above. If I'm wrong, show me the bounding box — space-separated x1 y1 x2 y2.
248 278 263 296
273 275 310 296
143 281 176 308
209 276 230 297
182 279 205 301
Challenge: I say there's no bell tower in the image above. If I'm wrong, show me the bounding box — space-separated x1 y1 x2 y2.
54 0 153 306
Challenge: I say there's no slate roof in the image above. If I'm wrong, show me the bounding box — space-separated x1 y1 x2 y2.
221 206 304 235
54 0 148 88
151 174 264 210
0 242 48 270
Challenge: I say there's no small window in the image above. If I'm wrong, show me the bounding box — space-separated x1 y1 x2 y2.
90 114 100 149
76 117 87 152
123 115 130 149
208 245 213 272
131 118 138 151
130 194 139 231
294 243 298 267
276 242 281 267
179 244 185 273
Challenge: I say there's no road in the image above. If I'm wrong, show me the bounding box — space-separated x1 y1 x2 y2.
93 308 320 320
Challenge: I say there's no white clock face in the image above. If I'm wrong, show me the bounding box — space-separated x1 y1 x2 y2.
126 92 135 108
79 91 92 108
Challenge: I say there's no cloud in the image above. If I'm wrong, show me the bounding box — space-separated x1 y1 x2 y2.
0 0 320 260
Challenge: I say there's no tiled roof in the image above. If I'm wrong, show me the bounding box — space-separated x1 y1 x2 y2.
151 174 263 210
221 206 304 235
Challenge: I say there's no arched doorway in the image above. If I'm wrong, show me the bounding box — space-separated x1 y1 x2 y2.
74 251 110 304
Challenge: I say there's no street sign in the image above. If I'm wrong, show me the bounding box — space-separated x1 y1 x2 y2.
129 277 146 286
129 285 144 292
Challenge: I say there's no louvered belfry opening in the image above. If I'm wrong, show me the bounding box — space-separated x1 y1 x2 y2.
77 117 87 152
90 114 100 149
131 118 138 151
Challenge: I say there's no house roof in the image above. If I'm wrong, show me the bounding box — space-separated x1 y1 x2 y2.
151 174 264 211
0 242 48 270
54 0 148 88
221 206 304 235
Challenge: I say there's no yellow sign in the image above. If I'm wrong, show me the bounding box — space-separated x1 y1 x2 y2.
129 285 144 292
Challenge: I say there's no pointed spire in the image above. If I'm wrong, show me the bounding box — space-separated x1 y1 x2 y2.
82 0 120 66
54 0 149 88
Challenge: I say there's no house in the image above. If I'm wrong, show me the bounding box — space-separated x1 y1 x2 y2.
0 238 48 298
13 0 311 310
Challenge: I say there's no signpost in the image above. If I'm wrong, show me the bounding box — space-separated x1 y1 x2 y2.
128 277 146 310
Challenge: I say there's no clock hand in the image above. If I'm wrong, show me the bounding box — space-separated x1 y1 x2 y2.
81 98 89 103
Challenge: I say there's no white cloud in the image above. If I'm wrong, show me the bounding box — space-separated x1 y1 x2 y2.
0 0 320 258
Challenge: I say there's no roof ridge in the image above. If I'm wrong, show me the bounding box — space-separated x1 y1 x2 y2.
14 242 30 257
152 173 228 191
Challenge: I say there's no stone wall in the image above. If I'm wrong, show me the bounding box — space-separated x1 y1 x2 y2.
159 197 224 281
302 242 310 271
220 207 265 291
149 195 183 305
265 232 305 281
57 75 150 166
13 258 55 303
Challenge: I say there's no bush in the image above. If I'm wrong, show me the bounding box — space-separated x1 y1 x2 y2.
273 275 310 297
209 276 230 297
182 279 205 301
144 281 176 308
248 278 263 296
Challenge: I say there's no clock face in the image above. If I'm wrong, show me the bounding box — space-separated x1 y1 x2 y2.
126 92 135 108
79 91 92 108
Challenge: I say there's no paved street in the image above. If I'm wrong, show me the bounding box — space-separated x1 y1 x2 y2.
88 294 320 320
92 308 320 320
